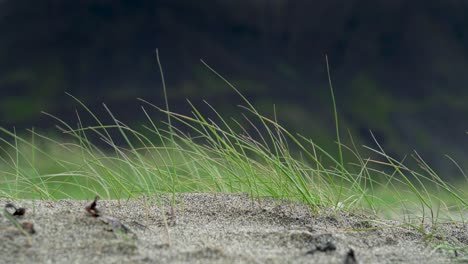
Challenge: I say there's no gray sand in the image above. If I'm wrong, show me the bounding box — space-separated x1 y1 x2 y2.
0 193 466 263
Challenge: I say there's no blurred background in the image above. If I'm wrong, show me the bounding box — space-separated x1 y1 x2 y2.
0 0 467 179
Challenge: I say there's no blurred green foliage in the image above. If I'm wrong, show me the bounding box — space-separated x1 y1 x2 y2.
1 0 467 178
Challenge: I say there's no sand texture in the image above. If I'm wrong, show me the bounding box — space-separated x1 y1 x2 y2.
0 193 466 263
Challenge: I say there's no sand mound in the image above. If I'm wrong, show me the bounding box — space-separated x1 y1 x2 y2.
0 193 466 263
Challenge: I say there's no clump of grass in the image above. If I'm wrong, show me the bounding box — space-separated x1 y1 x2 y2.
0 60 466 229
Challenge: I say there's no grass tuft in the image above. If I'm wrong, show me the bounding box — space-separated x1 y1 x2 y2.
0 64 466 229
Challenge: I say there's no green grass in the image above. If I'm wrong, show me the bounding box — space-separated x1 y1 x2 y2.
0 61 466 229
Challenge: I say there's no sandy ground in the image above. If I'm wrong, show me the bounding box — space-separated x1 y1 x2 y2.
0 193 466 263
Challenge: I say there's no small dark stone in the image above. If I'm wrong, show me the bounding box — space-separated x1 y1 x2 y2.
4 203 26 216
344 248 358 264
306 241 337 255
13 207 26 216
318 241 336 252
